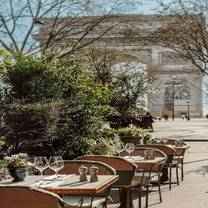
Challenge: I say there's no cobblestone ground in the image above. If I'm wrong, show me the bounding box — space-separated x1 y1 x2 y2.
109 119 208 208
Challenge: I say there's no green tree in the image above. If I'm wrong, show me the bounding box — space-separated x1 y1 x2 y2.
0 53 117 158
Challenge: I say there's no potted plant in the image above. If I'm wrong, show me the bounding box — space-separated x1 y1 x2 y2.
4 153 33 181
117 126 151 145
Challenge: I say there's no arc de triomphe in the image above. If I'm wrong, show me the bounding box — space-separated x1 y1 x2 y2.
36 15 203 118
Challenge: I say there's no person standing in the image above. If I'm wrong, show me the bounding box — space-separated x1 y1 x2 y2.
141 112 154 132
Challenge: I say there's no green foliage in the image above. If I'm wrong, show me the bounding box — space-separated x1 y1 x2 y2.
2 54 82 102
0 53 155 158
0 49 11 74
0 101 60 155
108 62 156 127
4 153 31 168
117 126 150 138
0 136 5 146
0 159 9 180
0 53 116 158
143 133 152 144
103 126 152 144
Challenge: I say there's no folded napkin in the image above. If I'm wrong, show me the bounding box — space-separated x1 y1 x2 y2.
123 156 143 162
31 174 75 188
39 180 64 188
42 174 75 181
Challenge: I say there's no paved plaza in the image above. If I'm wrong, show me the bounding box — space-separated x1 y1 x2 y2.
150 119 208 208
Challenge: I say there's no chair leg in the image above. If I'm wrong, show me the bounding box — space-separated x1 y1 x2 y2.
102 201 107 208
181 160 184 181
90 197 94 208
176 164 179 186
138 189 142 208
169 167 172 190
158 177 162 203
145 186 149 208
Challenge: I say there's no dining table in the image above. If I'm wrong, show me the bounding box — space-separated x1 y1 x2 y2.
126 156 167 169
0 174 119 196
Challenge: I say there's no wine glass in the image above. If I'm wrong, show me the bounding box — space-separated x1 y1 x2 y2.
156 137 161 144
163 137 168 145
115 143 124 157
49 156 64 178
125 143 135 158
34 156 49 179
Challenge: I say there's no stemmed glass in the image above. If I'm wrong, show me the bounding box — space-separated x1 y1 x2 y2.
34 156 49 179
163 137 168 145
125 143 135 158
49 156 64 178
155 137 161 144
115 143 124 157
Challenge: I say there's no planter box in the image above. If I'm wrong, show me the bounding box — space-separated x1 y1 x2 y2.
120 135 142 145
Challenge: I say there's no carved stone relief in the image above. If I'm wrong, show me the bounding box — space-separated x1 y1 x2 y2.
122 49 152 63
159 52 192 65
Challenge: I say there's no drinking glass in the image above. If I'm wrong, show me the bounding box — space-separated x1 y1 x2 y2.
163 137 168 145
125 143 135 158
156 137 161 144
115 143 124 157
49 156 64 178
34 156 49 179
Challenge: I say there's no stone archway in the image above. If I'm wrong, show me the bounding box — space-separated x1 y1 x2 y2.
36 15 203 117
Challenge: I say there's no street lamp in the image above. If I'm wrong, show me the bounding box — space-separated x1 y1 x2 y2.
165 79 182 121
187 101 190 120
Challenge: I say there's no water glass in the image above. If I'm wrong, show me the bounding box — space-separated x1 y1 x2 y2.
125 143 135 158
34 156 49 179
163 137 168 145
115 143 124 156
49 156 64 177
156 137 161 144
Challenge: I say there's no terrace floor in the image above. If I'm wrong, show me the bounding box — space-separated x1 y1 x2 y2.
110 118 208 208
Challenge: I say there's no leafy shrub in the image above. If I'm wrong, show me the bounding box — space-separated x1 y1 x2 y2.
0 53 115 158
0 159 9 180
107 62 156 128
103 126 152 145
1 54 82 102
0 101 60 156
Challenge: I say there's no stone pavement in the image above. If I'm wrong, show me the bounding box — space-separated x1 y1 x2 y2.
110 119 208 208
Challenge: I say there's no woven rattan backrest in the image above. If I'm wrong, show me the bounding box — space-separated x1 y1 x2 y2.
0 186 62 208
166 139 187 156
44 159 116 175
166 138 186 145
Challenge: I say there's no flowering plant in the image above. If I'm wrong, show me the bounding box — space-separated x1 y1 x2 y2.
4 153 32 168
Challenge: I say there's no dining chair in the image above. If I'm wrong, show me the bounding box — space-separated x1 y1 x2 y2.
120 147 167 208
76 155 138 208
44 160 116 208
138 144 179 190
166 138 188 181
0 186 82 208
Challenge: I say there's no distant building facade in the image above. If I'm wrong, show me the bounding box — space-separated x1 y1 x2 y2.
35 15 203 118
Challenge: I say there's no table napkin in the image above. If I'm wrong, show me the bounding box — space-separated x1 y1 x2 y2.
31 174 75 188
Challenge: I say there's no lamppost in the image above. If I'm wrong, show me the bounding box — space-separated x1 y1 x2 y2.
187 101 190 120
165 79 182 121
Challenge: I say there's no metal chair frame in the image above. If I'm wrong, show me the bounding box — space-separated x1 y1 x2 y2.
138 144 180 190
122 147 167 208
